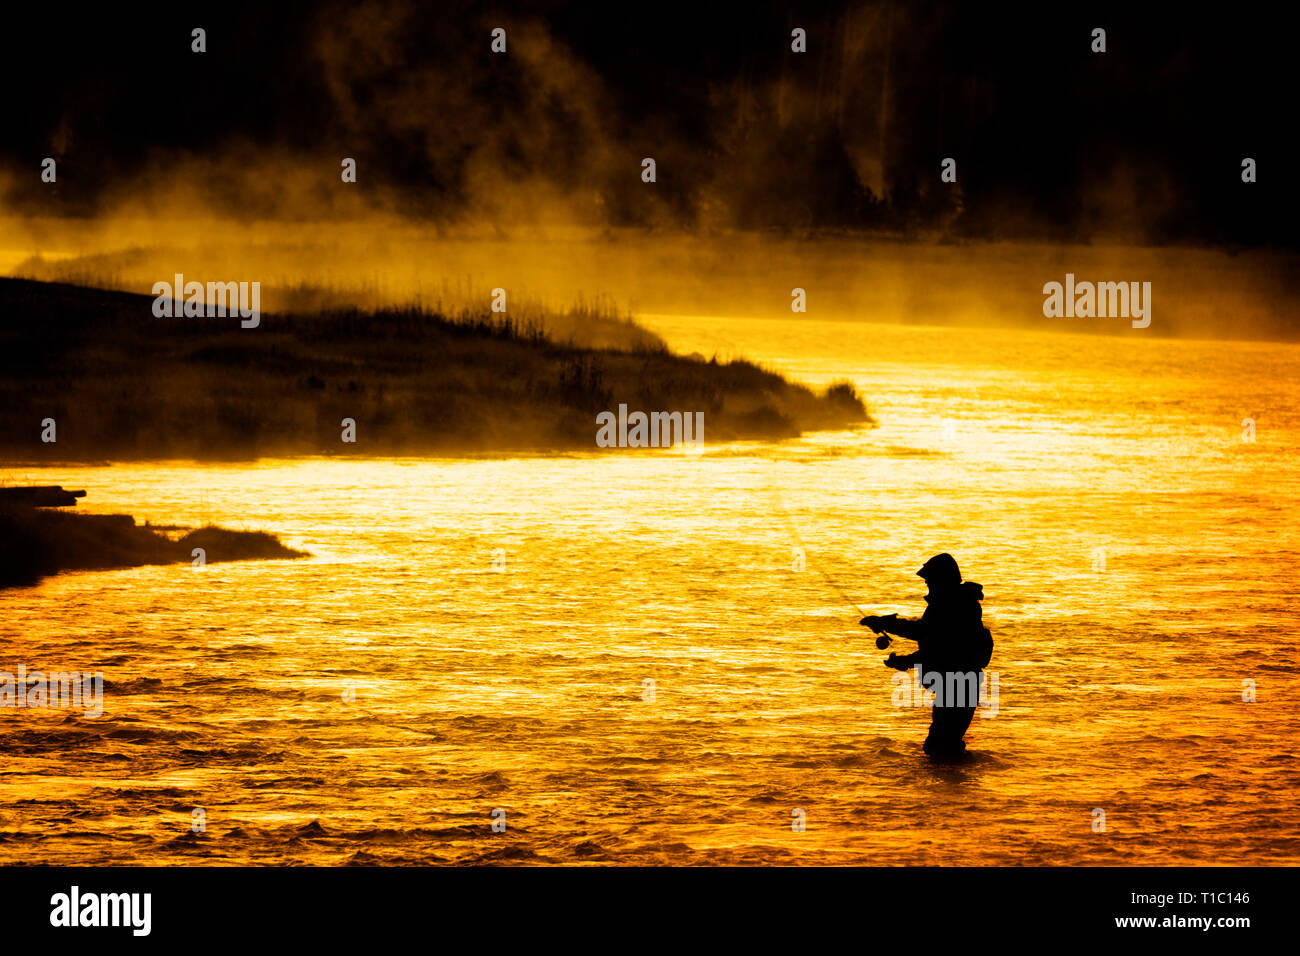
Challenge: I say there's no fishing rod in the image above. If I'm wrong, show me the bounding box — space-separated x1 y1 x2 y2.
862 615 902 650
767 483 910 652
767 486 868 618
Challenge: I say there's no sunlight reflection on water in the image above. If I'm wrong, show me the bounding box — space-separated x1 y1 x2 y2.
2 320 1298 865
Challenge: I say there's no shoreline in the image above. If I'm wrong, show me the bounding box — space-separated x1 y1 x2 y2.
0 431 866 468
0 278 871 463
0 505 309 590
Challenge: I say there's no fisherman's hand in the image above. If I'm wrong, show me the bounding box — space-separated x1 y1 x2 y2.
860 613 897 634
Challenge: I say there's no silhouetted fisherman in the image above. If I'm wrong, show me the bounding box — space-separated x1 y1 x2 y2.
860 553 991 758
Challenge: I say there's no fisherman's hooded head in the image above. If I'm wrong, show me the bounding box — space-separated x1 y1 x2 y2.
917 552 962 591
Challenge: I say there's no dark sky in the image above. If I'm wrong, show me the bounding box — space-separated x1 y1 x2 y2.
1 1 1291 246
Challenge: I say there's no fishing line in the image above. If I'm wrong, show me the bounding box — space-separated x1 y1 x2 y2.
767 476 866 618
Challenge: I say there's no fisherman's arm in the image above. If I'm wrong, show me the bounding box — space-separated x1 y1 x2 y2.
883 651 921 671
859 613 923 639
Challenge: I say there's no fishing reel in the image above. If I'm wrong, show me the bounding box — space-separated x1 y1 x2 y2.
859 613 899 649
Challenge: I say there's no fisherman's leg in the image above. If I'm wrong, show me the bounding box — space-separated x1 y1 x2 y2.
924 704 976 757
951 704 976 743
923 706 953 755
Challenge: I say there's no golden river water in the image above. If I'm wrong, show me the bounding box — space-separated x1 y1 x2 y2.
2 316 1298 865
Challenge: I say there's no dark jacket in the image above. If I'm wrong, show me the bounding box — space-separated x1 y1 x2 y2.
885 580 987 675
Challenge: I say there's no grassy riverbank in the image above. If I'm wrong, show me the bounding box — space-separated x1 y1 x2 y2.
0 278 870 461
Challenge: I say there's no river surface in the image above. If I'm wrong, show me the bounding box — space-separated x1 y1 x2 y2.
2 316 1298 865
